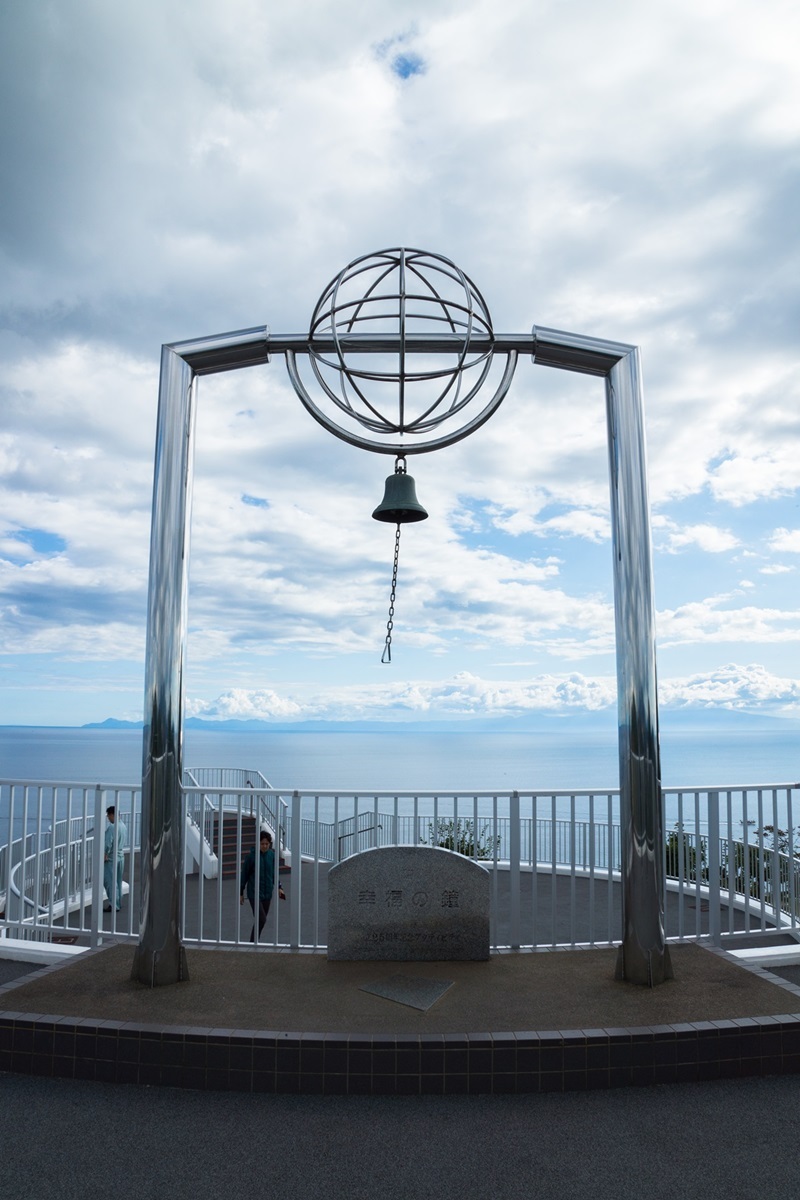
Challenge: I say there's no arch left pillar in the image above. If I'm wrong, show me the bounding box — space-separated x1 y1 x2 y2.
131 328 271 986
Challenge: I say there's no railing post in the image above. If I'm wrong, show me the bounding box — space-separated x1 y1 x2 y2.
707 790 721 946
91 785 104 949
509 790 521 950
289 790 302 949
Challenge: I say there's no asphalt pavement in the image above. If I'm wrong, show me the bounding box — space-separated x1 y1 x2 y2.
1 1070 799 1200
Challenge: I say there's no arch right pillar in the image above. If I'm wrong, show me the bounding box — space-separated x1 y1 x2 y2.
532 327 672 987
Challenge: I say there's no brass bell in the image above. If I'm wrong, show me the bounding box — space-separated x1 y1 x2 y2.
372 461 428 524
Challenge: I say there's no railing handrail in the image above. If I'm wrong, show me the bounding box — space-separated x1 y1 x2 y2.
0 779 142 789
3 777 799 951
664 782 800 793
179 786 622 798
4 777 799 793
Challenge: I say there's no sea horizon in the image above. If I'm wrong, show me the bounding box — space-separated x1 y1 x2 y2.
3 703 800 734
1 720 797 794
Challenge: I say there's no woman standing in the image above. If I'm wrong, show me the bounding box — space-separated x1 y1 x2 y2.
240 827 276 942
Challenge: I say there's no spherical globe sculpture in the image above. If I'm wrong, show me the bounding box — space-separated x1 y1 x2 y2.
285 247 518 455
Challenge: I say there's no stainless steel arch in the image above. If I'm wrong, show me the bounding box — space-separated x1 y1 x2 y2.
131 324 670 988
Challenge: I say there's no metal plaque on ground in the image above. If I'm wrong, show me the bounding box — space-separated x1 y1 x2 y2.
327 845 490 961
359 976 455 1011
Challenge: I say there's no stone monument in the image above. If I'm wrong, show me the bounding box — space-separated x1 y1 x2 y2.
327 845 490 961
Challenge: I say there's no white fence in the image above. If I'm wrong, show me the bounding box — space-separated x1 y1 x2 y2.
1 776 799 952
0 782 140 947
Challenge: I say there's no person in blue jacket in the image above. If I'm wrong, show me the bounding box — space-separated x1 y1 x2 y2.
240 828 277 942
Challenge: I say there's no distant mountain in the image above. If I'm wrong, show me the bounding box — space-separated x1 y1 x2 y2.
659 707 797 730
77 708 800 734
82 717 143 729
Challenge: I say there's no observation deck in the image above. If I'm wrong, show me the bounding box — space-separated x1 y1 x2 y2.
2 769 800 1094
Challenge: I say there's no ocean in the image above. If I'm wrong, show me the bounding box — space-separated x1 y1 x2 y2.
0 723 797 792
0 723 797 841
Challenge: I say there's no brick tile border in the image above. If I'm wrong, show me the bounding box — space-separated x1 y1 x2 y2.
2 1009 800 1094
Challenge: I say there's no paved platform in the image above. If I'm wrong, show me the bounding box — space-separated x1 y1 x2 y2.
2 941 800 1095
1 941 798 1033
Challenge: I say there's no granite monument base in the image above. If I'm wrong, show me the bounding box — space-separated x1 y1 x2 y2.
327 845 490 961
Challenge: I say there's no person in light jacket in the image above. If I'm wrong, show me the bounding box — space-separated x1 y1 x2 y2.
103 805 127 912
240 828 277 942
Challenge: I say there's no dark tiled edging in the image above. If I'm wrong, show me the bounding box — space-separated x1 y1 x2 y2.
3 1012 800 1093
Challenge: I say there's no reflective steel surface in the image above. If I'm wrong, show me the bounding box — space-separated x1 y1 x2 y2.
286 347 518 454
534 330 669 985
137 316 667 987
131 346 195 986
285 247 520 456
605 351 670 985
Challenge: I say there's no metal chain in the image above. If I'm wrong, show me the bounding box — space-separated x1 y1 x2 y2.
381 523 402 663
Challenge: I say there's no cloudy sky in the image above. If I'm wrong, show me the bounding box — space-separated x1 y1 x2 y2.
1 0 799 726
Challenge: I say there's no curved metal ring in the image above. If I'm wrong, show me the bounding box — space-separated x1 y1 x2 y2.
285 350 519 455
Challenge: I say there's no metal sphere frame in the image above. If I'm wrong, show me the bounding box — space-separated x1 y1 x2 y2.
131 252 670 991
286 247 518 455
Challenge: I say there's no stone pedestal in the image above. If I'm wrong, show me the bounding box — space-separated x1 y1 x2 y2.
327 846 490 961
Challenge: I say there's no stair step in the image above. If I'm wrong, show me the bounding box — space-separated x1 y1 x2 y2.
215 814 257 879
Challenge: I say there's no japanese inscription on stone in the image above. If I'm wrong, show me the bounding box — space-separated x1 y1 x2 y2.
327 845 490 961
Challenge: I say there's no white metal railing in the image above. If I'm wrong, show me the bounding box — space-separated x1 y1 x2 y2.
177 783 800 951
0 782 141 947
183 768 290 857
662 784 800 941
2 778 799 954
326 812 622 868
185 766 270 791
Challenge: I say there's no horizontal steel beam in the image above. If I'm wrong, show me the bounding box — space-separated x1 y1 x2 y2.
169 326 634 378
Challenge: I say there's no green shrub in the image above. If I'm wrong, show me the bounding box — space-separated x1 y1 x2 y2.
424 818 499 860
665 826 706 882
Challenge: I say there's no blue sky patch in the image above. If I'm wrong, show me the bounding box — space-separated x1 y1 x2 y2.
11 528 67 555
242 494 269 508
391 52 426 79
374 30 426 79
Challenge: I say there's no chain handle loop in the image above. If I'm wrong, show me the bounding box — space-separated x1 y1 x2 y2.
381 522 401 663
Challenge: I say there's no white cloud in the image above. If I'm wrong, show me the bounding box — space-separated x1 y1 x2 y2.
492 506 611 544
186 662 800 722
188 670 620 722
658 521 740 554
770 528 800 554
187 688 303 720
659 663 800 712
0 620 144 663
1 1 799 722
709 446 800 508
658 596 800 647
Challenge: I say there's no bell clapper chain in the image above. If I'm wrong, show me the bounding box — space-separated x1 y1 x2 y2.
372 454 428 663
381 522 402 663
